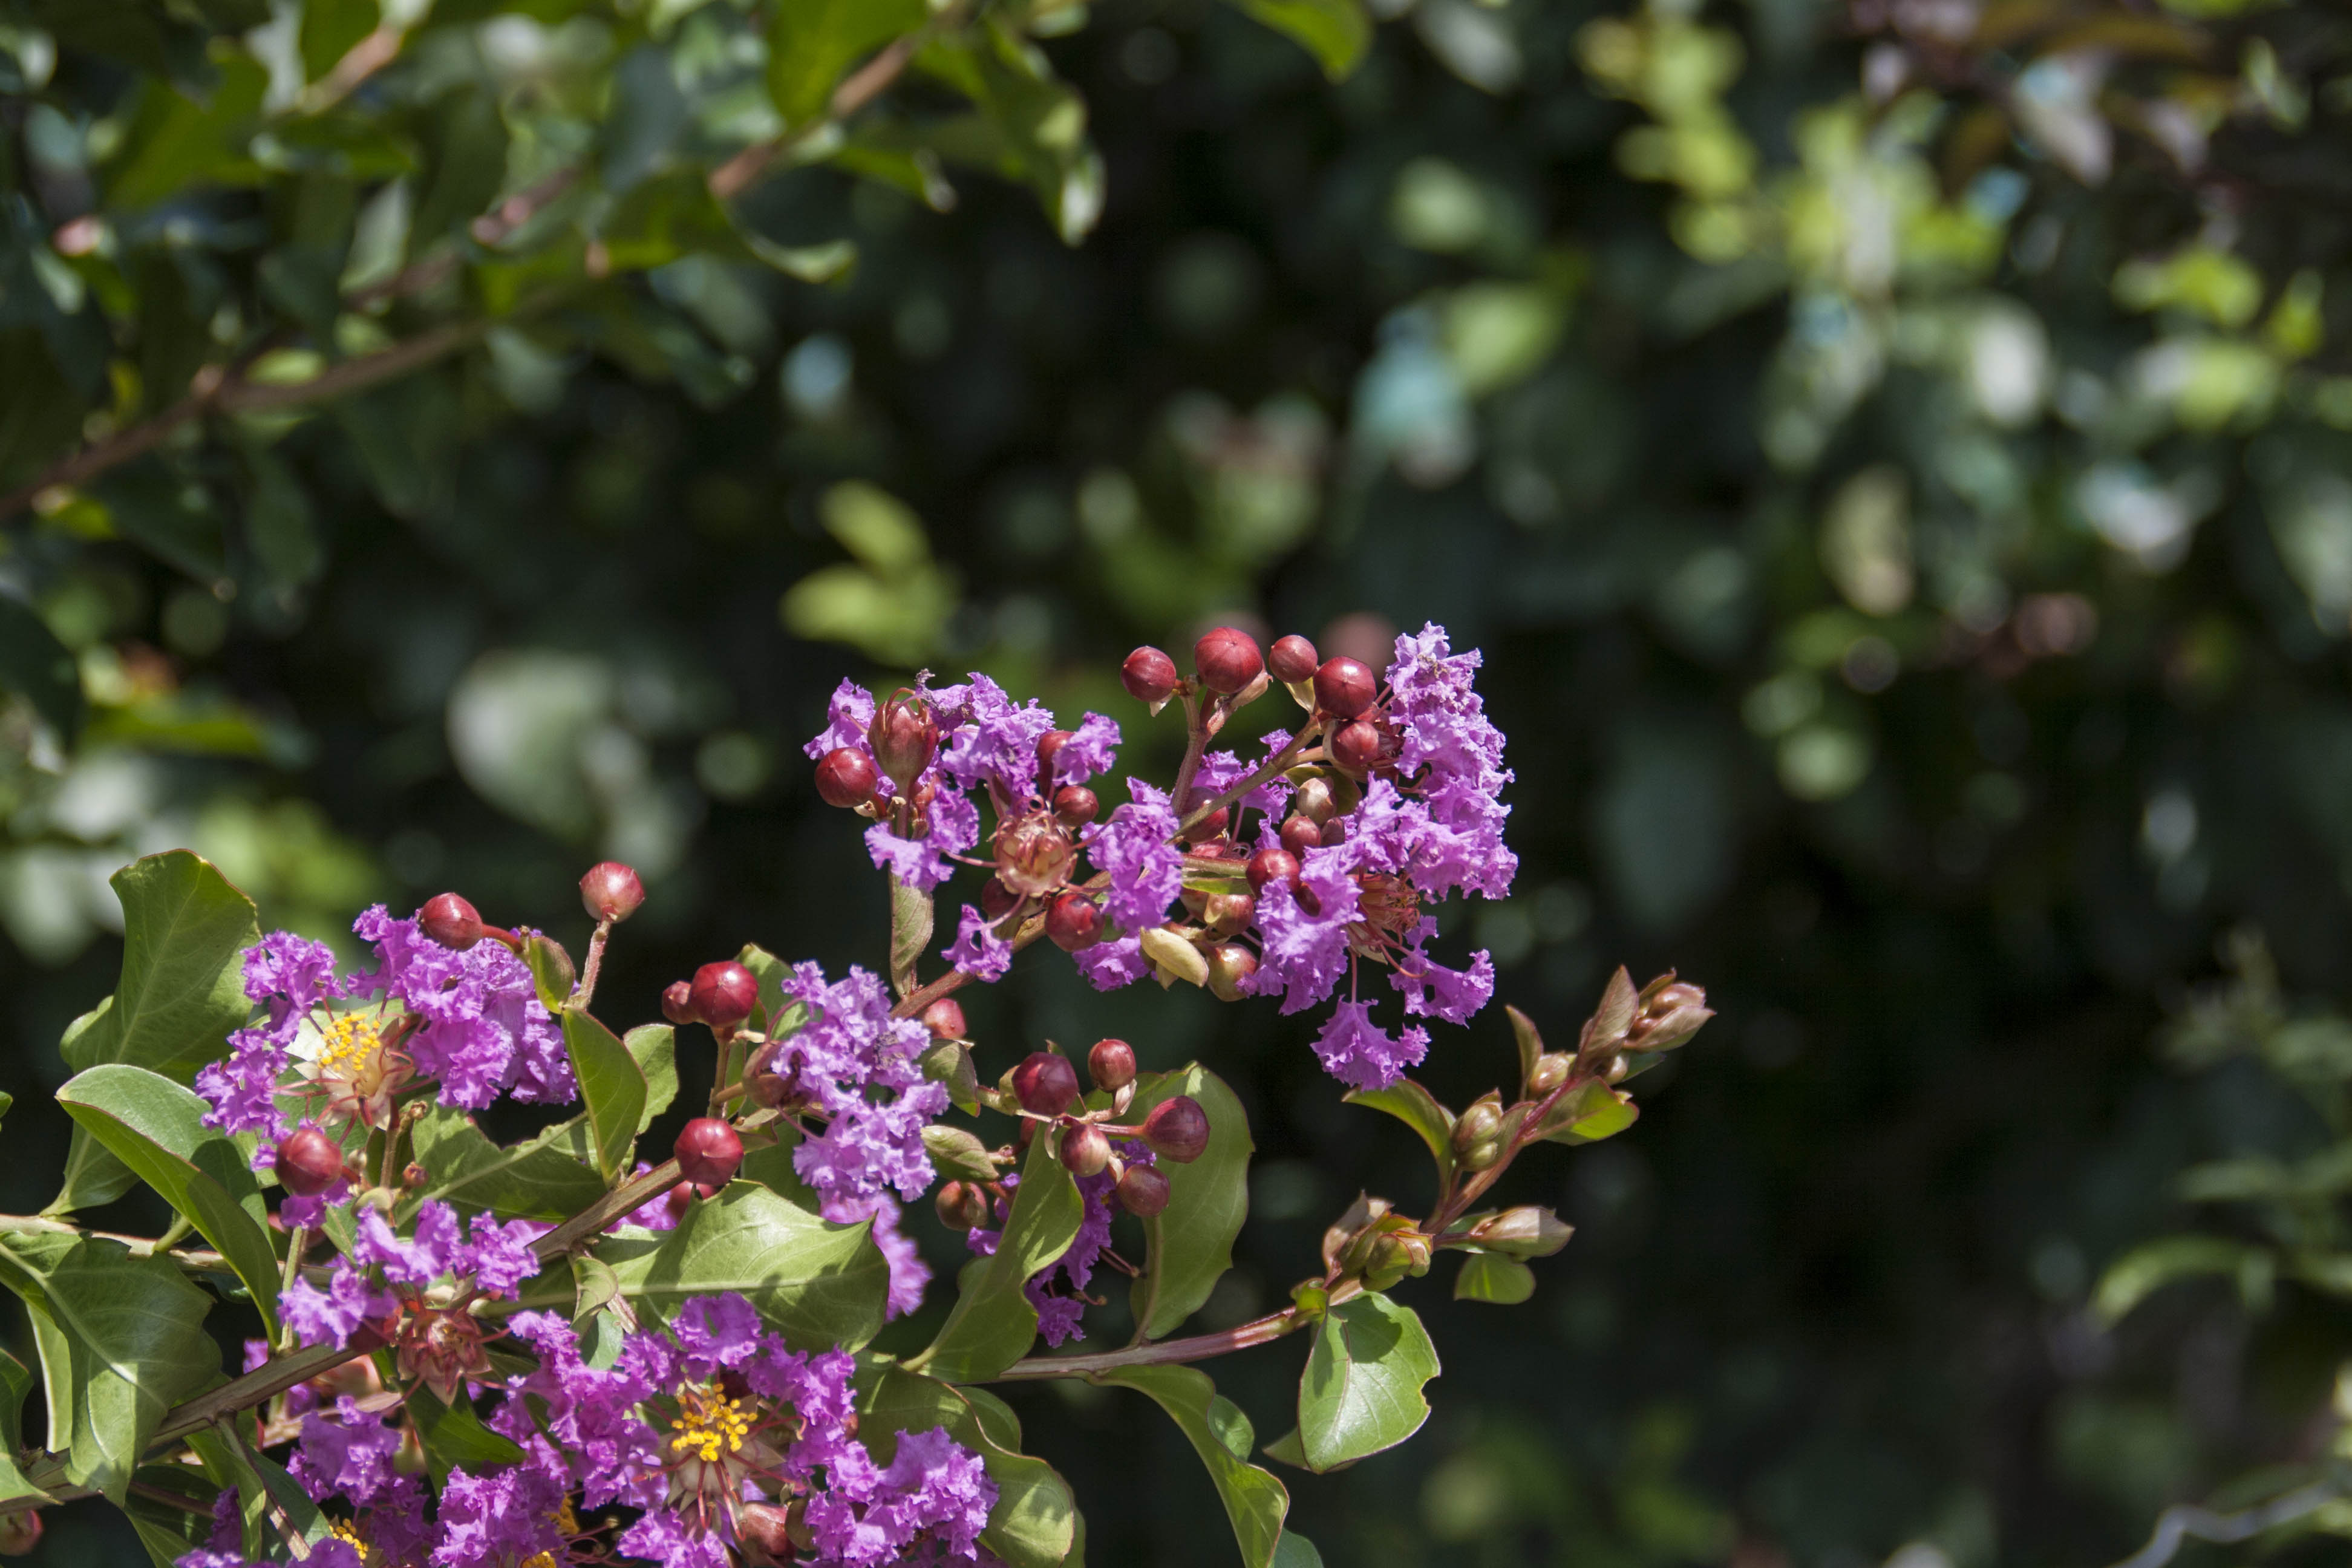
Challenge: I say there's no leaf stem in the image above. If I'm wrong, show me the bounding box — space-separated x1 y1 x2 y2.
997 1282 1362 1380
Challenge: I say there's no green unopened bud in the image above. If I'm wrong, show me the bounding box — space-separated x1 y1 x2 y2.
1364 1232 1413 1291
1451 1099 1503 1155
1459 1137 1504 1172
1527 1053 1572 1097
1471 1206 1575 1258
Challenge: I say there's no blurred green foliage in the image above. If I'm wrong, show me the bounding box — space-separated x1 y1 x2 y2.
5 0 2352 1563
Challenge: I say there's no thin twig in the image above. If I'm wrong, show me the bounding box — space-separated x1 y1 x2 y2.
2104 1480 2344 1568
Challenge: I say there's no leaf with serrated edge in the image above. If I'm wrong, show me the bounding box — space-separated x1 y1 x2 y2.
1127 1065 1253 1339
561 1007 647 1181
0 1230 217 1503
912 1130 1082 1383
57 1063 282 1339
595 1181 887 1352
1093 1364 1289 1568
860 1367 1080 1568
1297 1292 1440 1473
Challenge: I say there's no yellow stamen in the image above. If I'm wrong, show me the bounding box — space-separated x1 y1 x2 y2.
668 1396 753 1464
317 1013 384 1079
328 1518 368 1563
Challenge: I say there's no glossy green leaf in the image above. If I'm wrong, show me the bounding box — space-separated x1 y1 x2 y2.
409 1387 526 1486
0 1346 49 1508
1128 1064 1253 1339
1227 0 1371 79
51 851 260 1214
0 1230 217 1503
56 1063 281 1338
626 1024 678 1129
1342 1077 1455 1190
861 1366 1082 1568
1093 1365 1290 1568
409 1106 607 1222
1297 1292 1439 1472
0 593 83 740
768 0 926 125
595 1180 888 1351
1538 1080 1638 1145
562 1005 647 1181
1454 1252 1536 1305
738 1124 819 1206
912 1128 1082 1383
525 933 578 1011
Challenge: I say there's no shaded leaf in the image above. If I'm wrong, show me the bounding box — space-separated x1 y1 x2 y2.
1454 1252 1536 1304
595 1180 888 1352
860 1366 1080 1568
409 1106 606 1222
0 1346 49 1508
1344 1077 1456 1191
626 1024 678 1129
408 1387 525 1486
1298 1292 1439 1472
562 1006 647 1181
913 1128 1082 1383
0 595 82 740
1128 1065 1253 1340
1093 1365 1289 1568
768 0 926 126
1228 0 1371 79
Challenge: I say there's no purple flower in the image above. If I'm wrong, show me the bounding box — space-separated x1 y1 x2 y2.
195 1029 290 1140
354 1201 457 1290
1390 926 1495 1026
619 1509 731 1568
773 964 949 1208
929 674 1059 800
826 1194 930 1320
1089 780 1183 933
805 679 879 763
1008 1142 1149 1348
1191 732 1295 819
1312 999 1429 1091
1070 930 1150 992
453 1213 547 1298
618 1161 680 1232
1243 851 1360 1014
870 1427 997 1560
670 1293 764 1375
1046 713 1122 787
290 1396 401 1507
281 1263 393 1350
276 1178 351 1232
242 932 342 1034
348 907 575 1109
430 1445 569 1568
942 904 1012 982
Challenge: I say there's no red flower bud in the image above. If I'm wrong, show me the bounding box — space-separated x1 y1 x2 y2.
815 747 878 809
662 980 697 1026
1141 1095 1210 1163
736 1501 797 1561
1330 719 1383 776
674 1117 743 1187
1192 627 1263 696
1205 891 1255 935
1116 1165 1171 1217
1294 776 1336 823
922 998 968 1040
1247 846 1300 892
275 1126 345 1197
664 1180 722 1223
0 1509 42 1556
420 892 485 950
1052 785 1099 828
1318 817 1348 848
1088 1037 1137 1092
1060 1122 1111 1177
1121 646 1180 704
689 961 759 1030
1036 729 1072 788
1012 1051 1080 1116
579 861 645 923
980 877 1022 920
867 692 938 790
936 1180 993 1230
1207 942 1258 1001
1181 805 1229 844
1312 656 1377 720
1045 892 1103 952
1279 816 1321 858
1267 634 1320 685
994 811 1077 898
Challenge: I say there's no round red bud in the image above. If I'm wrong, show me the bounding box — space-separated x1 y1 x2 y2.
1116 1165 1171 1218
1060 1122 1112 1178
275 1126 345 1197
1036 729 1072 786
1312 656 1378 720
661 980 697 1026
1088 1038 1137 1092
1330 719 1383 776
980 877 1021 920
1293 776 1336 823
580 861 645 923
1192 627 1263 696
1267 634 1320 685
736 1501 796 1561
867 693 938 789
1279 816 1321 858
1012 1051 1081 1117
1141 1095 1210 1163
1207 943 1258 1002
1205 891 1255 935
420 892 485 950
1318 817 1348 848
922 998 969 1040
674 1117 743 1188
0 1509 42 1556
1121 645 1180 704
815 747 878 809
936 1180 993 1230
1247 846 1300 892
689 961 759 1030
664 1180 722 1223
1181 806 1229 844
1045 893 1103 952
1052 785 1099 828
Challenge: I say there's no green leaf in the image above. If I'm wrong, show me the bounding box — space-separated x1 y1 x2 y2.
913 1128 1083 1383
0 1346 50 1508
1342 1077 1456 1190
1537 1080 1638 1145
409 1106 607 1222
1507 1005 1544 1094
0 1230 217 1504
1273 1532 1327 1568
924 1124 1003 1184
51 851 259 1214
562 1006 648 1181
1454 1253 1536 1305
768 0 926 125
1297 1292 1440 1473
56 1063 282 1339
626 1024 678 1129
525 933 578 1011
1128 1065 1253 1339
1093 1365 1290 1568
595 1180 888 1351
408 1387 526 1486
1227 0 1371 79
860 1367 1081 1568
0 594 83 740
122 1462 220 1568
2094 1235 2274 1324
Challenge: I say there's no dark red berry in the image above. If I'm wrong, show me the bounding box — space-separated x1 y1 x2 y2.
1142 1095 1210 1163
662 980 697 1026
1247 846 1301 892
867 692 938 789
1193 627 1263 696
276 1126 344 1197
936 1180 993 1230
1052 785 1099 828
922 998 968 1040
1279 815 1321 858
1313 656 1378 720
1117 1165 1171 1217
1045 893 1103 952
663 1180 720 1222
674 1117 743 1187
1121 646 1180 704
1207 942 1258 1001
689 961 759 1030
580 861 645 923
1268 634 1320 685
1012 1051 1081 1116
1330 719 1382 775
815 747 878 809
420 892 484 950
0 1509 42 1555
1088 1037 1137 1092
1060 1122 1112 1177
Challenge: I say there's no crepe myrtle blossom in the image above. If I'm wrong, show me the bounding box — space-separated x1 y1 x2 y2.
281 1200 547 1361
965 1140 1155 1347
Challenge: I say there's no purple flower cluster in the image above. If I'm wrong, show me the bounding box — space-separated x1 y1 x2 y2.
349 907 575 1109
194 932 344 1143
281 1201 547 1350
965 1142 1151 1348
